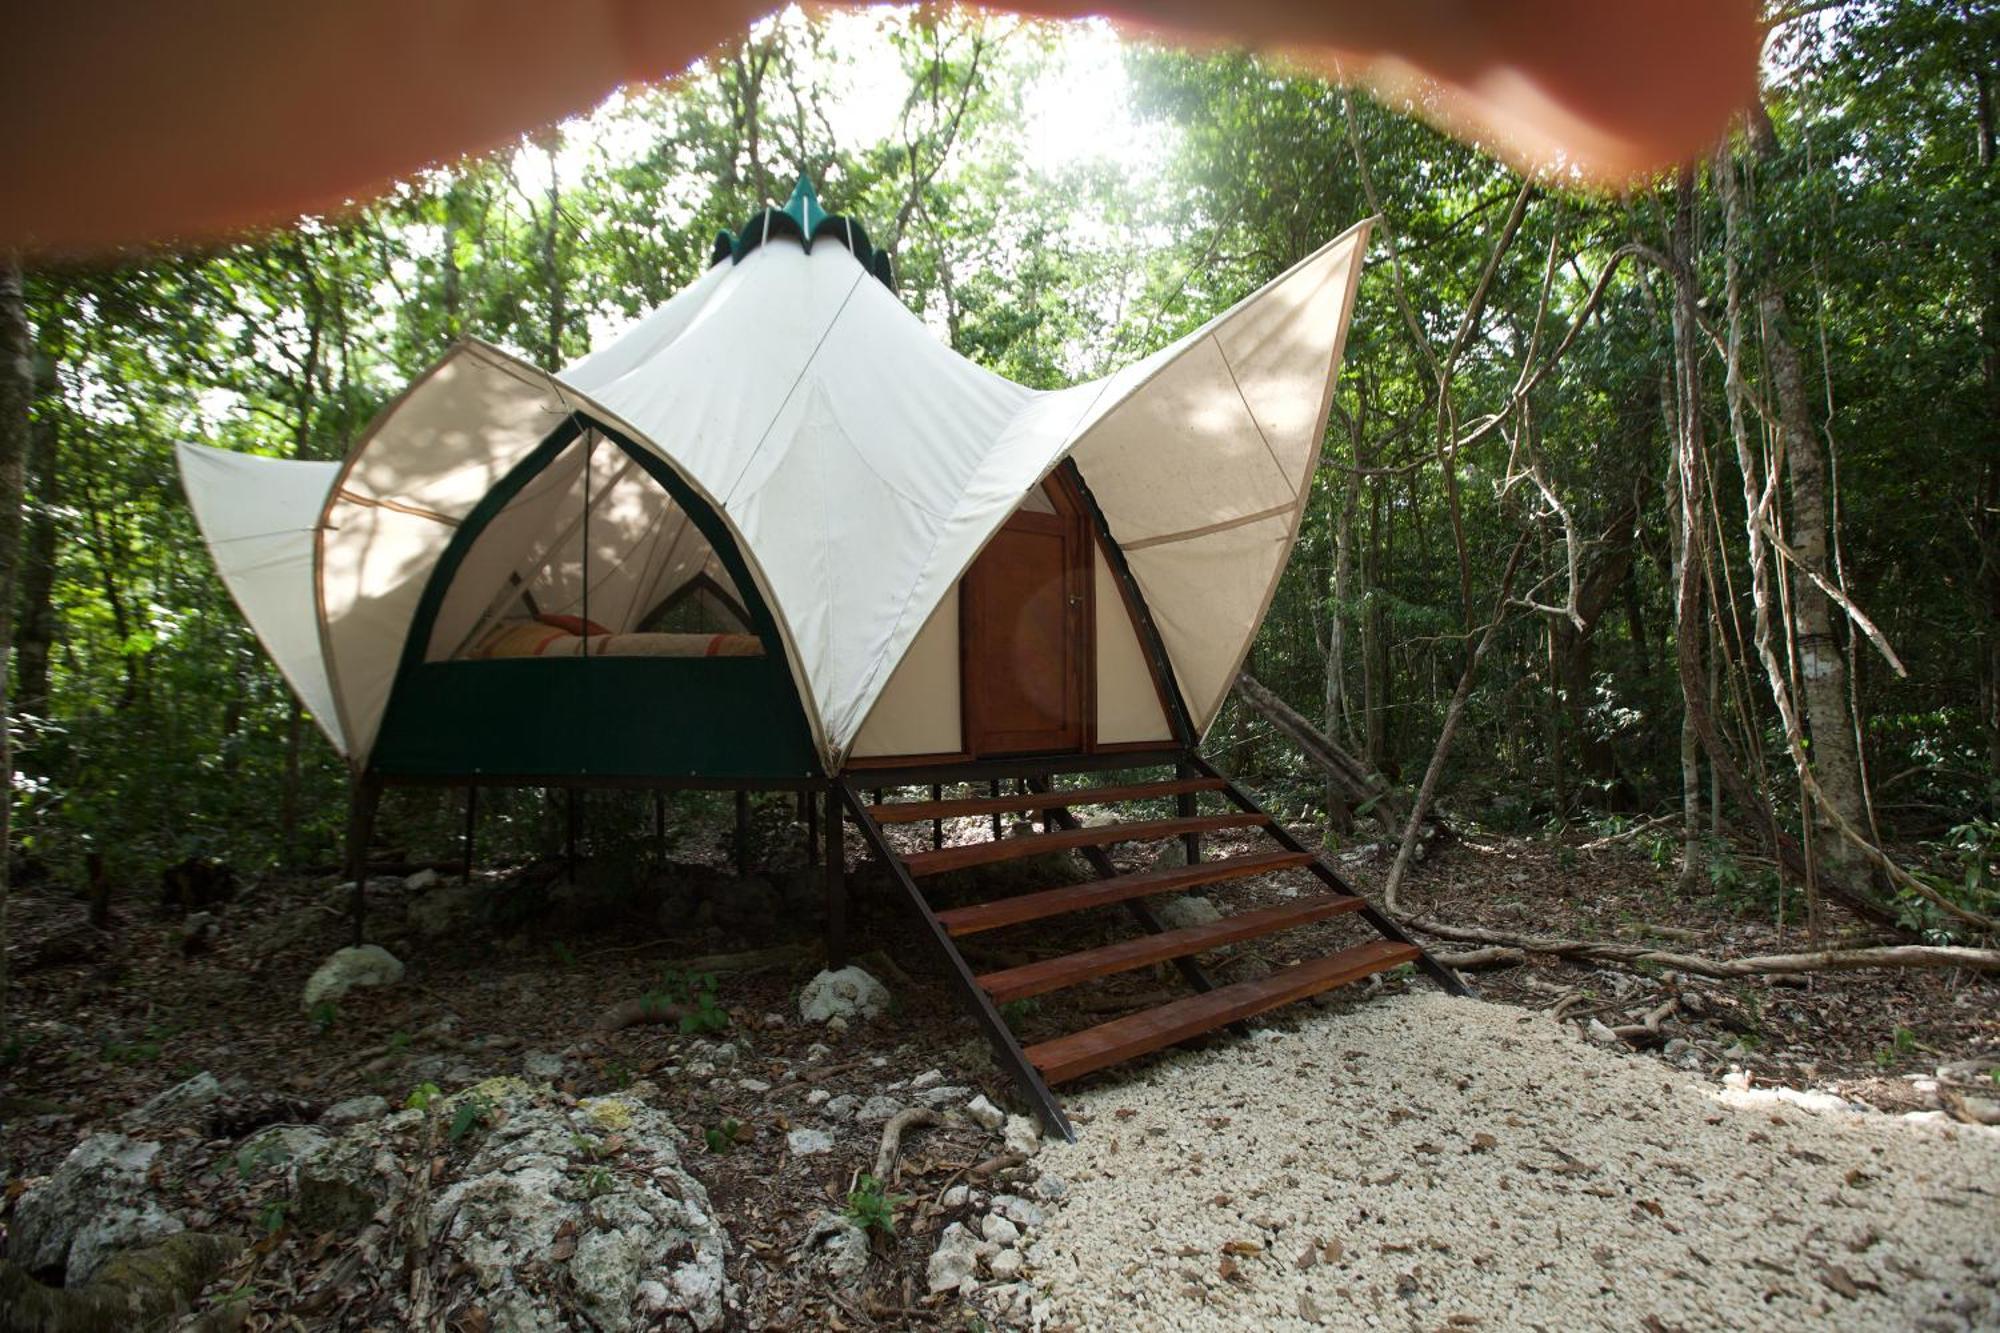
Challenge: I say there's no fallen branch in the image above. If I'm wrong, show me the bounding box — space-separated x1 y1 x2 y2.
584 939 821 971
1404 916 2000 977
1231 672 1404 830
1433 946 1525 971
874 1107 941 1181
595 998 689 1033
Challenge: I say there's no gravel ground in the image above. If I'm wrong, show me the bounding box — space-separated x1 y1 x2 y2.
1030 992 2000 1332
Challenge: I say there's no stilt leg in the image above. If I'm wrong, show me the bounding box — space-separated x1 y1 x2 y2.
653 792 666 856
823 785 847 969
565 788 580 881
804 786 819 862
989 779 1003 840
461 785 479 883
734 789 752 876
346 773 382 947
930 783 943 850
1177 757 1202 864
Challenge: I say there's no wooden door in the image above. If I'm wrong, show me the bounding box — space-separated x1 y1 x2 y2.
961 480 1089 756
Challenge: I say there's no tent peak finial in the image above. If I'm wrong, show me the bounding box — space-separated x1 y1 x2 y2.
712 172 894 292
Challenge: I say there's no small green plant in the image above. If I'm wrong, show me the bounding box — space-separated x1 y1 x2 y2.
602 1059 634 1091
582 1165 615 1198
385 1030 413 1054
843 1173 909 1237
405 1081 443 1111
704 1117 745 1154
570 1133 608 1161
258 1200 289 1236
641 969 730 1034
1873 1046 1895 1070
308 1000 340 1034
449 1093 494 1143
1386 962 1417 983
998 997 1041 1027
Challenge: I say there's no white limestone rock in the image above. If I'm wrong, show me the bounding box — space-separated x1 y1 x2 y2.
798 966 891 1024
11 1134 184 1285
965 1095 1006 1130
300 944 404 1012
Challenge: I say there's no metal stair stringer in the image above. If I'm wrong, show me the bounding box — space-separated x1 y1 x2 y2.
835 778 1076 1142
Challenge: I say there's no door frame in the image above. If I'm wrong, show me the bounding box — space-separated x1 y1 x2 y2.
958 468 1094 759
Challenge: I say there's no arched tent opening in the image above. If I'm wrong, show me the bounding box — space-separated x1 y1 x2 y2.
367 415 820 783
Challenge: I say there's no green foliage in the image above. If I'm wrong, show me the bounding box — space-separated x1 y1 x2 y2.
843 1173 910 1237
644 969 730 1035
582 1166 616 1199
704 1117 746 1154
307 1001 340 1034
258 1201 289 1236
448 1093 495 1143
998 998 1041 1027
404 1082 443 1111
1899 820 2000 943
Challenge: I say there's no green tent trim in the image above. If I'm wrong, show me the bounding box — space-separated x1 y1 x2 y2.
711 175 895 291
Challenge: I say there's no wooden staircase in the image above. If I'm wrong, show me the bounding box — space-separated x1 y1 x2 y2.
836 752 1468 1140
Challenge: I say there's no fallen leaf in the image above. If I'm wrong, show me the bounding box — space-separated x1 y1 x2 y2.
1222 1239 1263 1256
1298 1291 1322 1323
1295 1246 1318 1271
1470 1133 1498 1153
1322 1239 1344 1264
1217 1256 1241 1282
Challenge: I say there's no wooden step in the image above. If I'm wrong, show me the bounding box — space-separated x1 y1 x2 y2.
1023 939 1421 1084
977 894 1368 1004
935 850 1314 936
902 814 1266 877
866 776 1226 825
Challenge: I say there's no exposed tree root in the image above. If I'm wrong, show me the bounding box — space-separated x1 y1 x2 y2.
595 998 690 1033
1404 915 2000 978
873 1107 940 1181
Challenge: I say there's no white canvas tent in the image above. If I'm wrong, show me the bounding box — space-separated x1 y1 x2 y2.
180 179 1371 778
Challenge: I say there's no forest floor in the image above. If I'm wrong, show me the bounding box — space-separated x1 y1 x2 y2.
1 805 1995 1330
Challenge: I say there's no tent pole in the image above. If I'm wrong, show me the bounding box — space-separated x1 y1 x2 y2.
734 789 751 876
822 785 847 969
345 773 382 947
462 785 478 882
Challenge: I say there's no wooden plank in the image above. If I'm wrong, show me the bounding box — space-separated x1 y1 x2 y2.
977 894 1367 1003
866 776 1225 825
902 813 1265 877
936 850 1313 936
1024 939 1421 1084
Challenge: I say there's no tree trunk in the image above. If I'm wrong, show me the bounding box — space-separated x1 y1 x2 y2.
1742 111 1874 894
1664 187 1706 893
0 256 34 1047
15 308 58 725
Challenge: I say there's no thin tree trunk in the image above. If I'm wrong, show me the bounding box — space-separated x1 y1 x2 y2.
16 307 58 724
1382 533 1529 915
1740 112 1874 896
1663 196 1706 893
0 256 34 1047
